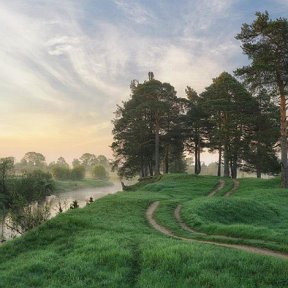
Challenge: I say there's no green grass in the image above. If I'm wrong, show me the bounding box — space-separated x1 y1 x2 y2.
215 177 234 196
54 178 113 193
1 174 288 287
180 177 288 247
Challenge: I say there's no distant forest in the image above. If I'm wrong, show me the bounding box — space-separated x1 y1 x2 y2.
4 152 111 180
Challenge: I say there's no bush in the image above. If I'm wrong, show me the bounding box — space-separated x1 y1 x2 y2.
92 165 108 180
5 170 54 236
11 170 54 204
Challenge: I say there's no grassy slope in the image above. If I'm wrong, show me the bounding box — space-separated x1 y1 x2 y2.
0 175 288 287
54 178 113 193
180 177 288 246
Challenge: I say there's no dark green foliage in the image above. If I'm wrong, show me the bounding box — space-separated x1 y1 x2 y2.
0 157 14 208
1 169 55 235
88 197 94 203
236 89 280 177
235 11 288 186
70 200 79 209
201 72 256 178
112 74 185 179
184 87 210 175
113 70 280 178
10 170 54 206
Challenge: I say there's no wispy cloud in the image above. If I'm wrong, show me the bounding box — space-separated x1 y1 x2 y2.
0 0 286 162
113 0 155 24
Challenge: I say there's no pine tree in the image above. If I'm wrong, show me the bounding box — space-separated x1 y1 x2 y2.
235 11 288 186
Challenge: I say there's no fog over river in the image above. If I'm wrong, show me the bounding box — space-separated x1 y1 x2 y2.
0 182 122 241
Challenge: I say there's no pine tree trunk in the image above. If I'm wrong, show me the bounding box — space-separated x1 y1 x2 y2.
194 143 198 174
148 162 153 176
195 142 201 175
256 143 261 179
224 143 229 177
197 143 201 174
164 145 169 174
155 115 160 176
140 156 144 178
217 147 222 177
279 89 288 187
231 158 237 179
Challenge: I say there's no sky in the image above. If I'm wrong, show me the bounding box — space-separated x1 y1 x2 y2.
0 0 287 164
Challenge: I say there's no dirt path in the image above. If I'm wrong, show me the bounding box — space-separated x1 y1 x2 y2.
208 180 225 197
146 202 176 238
174 205 278 243
147 201 288 260
174 205 206 235
224 179 240 197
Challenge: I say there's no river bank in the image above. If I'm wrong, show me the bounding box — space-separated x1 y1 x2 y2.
0 181 122 242
54 178 114 193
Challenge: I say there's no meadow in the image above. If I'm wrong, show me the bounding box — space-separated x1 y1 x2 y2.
0 174 288 287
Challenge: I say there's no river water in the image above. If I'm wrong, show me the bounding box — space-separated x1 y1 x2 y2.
0 182 122 241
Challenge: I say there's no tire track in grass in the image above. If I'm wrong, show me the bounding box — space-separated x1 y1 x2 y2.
147 201 288 260
224 179 240 197
174 205 205 236
208 180 225 197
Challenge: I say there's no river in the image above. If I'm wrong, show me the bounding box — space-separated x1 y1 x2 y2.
0 182 122 241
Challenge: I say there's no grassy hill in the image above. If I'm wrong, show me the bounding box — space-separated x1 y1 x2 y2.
1 175 288 287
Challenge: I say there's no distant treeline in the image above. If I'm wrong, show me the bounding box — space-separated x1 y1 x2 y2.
12 152 111 181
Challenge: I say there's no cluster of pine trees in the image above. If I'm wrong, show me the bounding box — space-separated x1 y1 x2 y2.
112 72 279 179
112 12 288 186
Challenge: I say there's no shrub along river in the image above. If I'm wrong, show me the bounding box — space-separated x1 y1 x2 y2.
0 182 122 241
